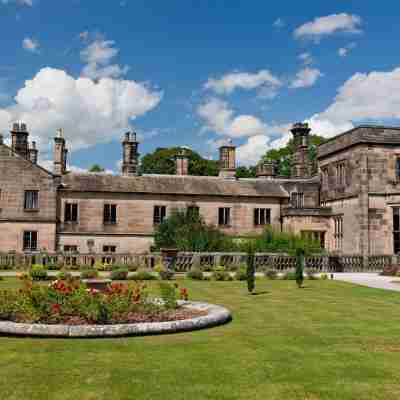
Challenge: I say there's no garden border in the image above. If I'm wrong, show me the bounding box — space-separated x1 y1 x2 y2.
0 301 231 338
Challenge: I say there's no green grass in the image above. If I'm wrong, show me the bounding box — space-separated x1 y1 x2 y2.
2 277 400 399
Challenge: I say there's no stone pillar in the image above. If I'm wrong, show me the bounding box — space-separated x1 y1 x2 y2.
11 121 29 159
28 141 38 164
122 132 139 176
219 141 236 179
53 129 66 176
175 149 189 175
290 122 311 178
358 147 370 268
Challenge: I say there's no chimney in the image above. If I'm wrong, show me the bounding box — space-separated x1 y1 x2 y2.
175 148 189 176
256 160 277 179
0 133 3 145
28 141 38 164
219 140 236 179
290 122 311 178
122 132 139 176
53 128 67 175
11 121 29 159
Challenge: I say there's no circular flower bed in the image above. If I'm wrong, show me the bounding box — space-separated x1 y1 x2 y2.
0 276 231 337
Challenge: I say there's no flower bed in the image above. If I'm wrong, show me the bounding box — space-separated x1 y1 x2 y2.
0 276 196 325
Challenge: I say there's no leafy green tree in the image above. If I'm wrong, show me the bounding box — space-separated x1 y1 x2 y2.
88 164 105 173
295 248 305 288
262 135 326 177
236 166 257 178
140 147 219 176
246 244 256 294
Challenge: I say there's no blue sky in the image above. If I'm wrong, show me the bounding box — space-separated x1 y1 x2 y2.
1 0 400 171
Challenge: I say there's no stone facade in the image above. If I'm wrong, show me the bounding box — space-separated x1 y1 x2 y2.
2 122 400 258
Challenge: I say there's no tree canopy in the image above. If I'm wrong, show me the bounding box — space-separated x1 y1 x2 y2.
88 164 105 173
140 147 219 176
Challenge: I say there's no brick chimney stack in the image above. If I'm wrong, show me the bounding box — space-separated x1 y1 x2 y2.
219 140 236 179
175 148 189 176
53 128 68 175
122 132 139 176
11 121 29 159
256 160 277 179
290 122 311 178
0 133 3 145
28 141 38 164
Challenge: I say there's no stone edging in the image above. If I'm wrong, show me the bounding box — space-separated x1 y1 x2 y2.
0 301 232 338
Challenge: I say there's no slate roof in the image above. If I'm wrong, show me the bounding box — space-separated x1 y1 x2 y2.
61 173 289 198
318 125 400 159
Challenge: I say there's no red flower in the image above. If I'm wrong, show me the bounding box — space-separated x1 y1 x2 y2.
180 288 189 301
51 303 61 313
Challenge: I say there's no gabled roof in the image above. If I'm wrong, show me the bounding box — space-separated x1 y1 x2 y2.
61 173 289 198
318 125 400 159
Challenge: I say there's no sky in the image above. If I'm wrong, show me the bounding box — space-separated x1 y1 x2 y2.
1 0 400 172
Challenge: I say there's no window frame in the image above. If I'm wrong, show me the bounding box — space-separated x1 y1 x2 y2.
218 207 231 226
254 208 271 226
24 190 39 211
153 205 167 225
290 192 304 208
23 231 38 251
64 203 78 223
103 204 117 225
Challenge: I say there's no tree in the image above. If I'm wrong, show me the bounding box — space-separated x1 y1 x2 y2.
236 166 257 178
89 164 105 173
140 147 219 176
262 135 326 177
246 244 256 294
295 248 305 288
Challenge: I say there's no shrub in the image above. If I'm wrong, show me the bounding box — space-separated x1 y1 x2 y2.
295 250 305 288
246 247 256 294
46 263 61 271
110 268 129 281
94 262 112 271
212 270 232 281
127 264 140 272
57 271 72 280
186 268 204 280
154 263 175 280
234 266 247 281
281 271 296 280
200 264 213 272
68 263 81 271
158 282 178 309
0 264 13 271
132 268 156 281
265 270 278 280
320 273 328 280
80 269 99 279
29 265 48 281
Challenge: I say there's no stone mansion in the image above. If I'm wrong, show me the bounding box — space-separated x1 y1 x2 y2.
1 121 400 259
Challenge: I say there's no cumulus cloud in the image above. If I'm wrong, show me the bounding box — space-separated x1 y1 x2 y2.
236 135 271 165
289 67 323 89
294 13 362 42
197 98 269 138
338 42 357 57
80 38 129 80
204 70 282 98
298 52 314 65
0 67 162 152
22 37 40 53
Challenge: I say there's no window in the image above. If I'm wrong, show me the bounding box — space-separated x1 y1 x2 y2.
103 245 116 253
64 245 78 253
334 216 343 250
254 208 271 226
23 231 37 251
187 205 200 218
336 162 346 186
65 203 78 222
393 208 400 254
153 205 166 225
103 204 117 224
301 231 326 249
24 190 38 210
396 158 400 180
218 207 231 226
290 192 304 208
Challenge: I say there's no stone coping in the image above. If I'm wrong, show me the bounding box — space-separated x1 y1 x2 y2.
0 301 231 338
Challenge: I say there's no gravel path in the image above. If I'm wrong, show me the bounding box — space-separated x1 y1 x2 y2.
333 272 400 292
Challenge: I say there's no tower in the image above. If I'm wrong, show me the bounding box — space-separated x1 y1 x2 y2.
175 148 189 176
290 122 311 178
219 140 236 179
28 141 38 164
53 128 68 175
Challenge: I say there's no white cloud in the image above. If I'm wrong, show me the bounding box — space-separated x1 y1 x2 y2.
289 67 323 89
80 38 129 80
204 70 282 97
298 52 314 65
338 42 357 57
0 67 162 152
22 37 40 53
273 18 285 29
294 13 362 42
2 0 33 5
237 135 271 165
197 98 269 138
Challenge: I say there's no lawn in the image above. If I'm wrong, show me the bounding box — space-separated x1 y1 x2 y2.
1 277 400 400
